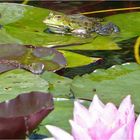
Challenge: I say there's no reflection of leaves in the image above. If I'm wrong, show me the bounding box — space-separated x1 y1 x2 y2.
41 54 55 61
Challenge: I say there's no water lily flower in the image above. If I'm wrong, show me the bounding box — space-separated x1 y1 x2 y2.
45 95 140 140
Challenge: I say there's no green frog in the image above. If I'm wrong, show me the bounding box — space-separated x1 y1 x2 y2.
43 12 120 38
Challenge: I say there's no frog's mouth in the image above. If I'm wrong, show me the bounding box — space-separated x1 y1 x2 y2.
46 24 71 34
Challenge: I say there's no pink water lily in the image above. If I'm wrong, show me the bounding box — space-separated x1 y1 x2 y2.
46 95 140 140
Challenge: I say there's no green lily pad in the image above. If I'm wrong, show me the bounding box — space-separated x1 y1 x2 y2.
0 28 21 44
0 69 49 102
71 63 140 113
59 50 100 67
57 36 120 51
41 71 72 98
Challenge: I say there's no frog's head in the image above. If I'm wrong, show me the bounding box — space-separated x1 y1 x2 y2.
43 12 71 34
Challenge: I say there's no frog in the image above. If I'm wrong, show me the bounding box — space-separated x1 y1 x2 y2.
43 12 120 38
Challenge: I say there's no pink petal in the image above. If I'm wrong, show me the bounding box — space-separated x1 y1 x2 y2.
46 125 74 140
73 101 93 128
134 114 140 140
89 120 112 140
89 95 105 121
109 124 128 140
69 120 92 140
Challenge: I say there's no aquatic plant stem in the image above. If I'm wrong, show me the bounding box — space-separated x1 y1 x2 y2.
134 37 140 64
81 7 140 15
22 0 29 5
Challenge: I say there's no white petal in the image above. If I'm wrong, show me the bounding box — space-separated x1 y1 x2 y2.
74 101 93 128
119 95 132 114
134 114 140 140
101 103 118 124
46 125 74 140
109 125 128 140
69 120 92 140
43 138 55 140
126 105 135 139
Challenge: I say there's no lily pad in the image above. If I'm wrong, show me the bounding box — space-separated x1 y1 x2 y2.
0 69 49 101
57 36 120 51
0 44 66 74
59 50 100 67
0 91 54 139
71 63 140 113
41 71 72 98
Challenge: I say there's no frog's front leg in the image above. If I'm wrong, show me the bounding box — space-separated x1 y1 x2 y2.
44 25 70 35
71 28 90 38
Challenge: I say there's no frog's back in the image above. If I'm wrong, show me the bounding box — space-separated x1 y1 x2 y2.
68 14 101 31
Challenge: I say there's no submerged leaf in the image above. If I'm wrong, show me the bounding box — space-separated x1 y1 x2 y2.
0 91 54 139
0 44 66 74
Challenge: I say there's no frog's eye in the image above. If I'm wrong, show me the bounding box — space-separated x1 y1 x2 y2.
55 15 62 19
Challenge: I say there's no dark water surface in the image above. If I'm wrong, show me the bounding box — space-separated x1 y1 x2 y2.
61 37 137 78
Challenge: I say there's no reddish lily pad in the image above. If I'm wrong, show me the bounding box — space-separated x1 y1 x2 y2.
0 44 66 74
0 91 54 139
